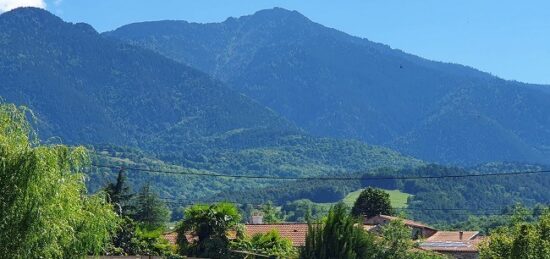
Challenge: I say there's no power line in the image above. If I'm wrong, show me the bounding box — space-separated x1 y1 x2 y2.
161 201 533 216
159 198 526 213
161 199 507 211
90 163 550 181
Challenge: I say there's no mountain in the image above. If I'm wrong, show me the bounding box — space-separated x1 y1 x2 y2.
106 8 550 165
0 7 294 149
0 7 421 199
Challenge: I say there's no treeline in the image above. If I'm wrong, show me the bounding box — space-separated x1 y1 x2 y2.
210 164 550 225
85 139 419 218
396 164 550 224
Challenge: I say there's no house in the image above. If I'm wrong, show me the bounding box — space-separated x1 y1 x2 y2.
162 214 483 259
364 215 483 259
364 214 438 239
419 231 484 259
244 223 309 247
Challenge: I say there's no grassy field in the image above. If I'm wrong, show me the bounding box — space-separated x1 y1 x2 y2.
314 188 411 210
342 189 412 208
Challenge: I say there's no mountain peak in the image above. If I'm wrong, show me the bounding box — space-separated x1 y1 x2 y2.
235 7 310 24
253 7 301 16
0 7 61 22
0 7 98 36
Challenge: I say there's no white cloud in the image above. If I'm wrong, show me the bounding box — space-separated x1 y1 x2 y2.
0 0 47 13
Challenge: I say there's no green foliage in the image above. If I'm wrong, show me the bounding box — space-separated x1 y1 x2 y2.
300 203 376 259
282 199 330 222
448 204 547 235
232 229 298 258
373 219 443 259
0 103 119 258
104 169 135 217
299 203 443 259
384 164 550 224
261 201 283 223
106 217 175 256
133 182 170 229
250 230 297 257
479 208 550 259
177 202 242 258
376 220 416 258
88 137 420 218
351 187 393 217
344 189 411 208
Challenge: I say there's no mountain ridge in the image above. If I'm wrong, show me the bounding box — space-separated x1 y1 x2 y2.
0 7 420 179
106 7 550 165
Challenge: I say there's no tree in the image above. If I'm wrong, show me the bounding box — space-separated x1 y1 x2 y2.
376 219 417 258
106 217 175 256
300 203 442 259
0 103 119 258
176 202 242 258
105 169 135 217
351 187 393 218
250 230 297 257
300 203 376 259
262 201 283 223
479 208 550 259
133 182 170 229
283 199 329 222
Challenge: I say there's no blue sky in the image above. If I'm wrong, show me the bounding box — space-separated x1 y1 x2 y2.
4 0 550 84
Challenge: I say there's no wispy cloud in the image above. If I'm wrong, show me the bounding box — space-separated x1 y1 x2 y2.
0 0 47 12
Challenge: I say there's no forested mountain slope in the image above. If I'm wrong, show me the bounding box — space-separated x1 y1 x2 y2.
0 8 420 183
107 8 550 165
0 7 294 149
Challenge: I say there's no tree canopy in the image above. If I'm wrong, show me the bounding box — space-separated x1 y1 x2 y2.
300 203 376 259
133 182 170 229
480 208 550 259
0 103 119 258
351 187 393 218
176 202 242 258
104 169 135 217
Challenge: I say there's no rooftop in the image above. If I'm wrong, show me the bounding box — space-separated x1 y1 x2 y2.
244 223 309 246
368 214 437 230
420 233 484 253
426 231 479 242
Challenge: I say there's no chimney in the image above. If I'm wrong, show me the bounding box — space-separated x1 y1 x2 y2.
459 231 464 240
251 211 264 224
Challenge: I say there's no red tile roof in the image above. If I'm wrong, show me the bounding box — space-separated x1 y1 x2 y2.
366 215 436 231
426 231 479 242
162 230 234 246
245 223 309 246
162 231 178 245
376 215 436 230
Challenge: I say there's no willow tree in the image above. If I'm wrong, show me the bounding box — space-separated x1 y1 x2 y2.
0 103 119 258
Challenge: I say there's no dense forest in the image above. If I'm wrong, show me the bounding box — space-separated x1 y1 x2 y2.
210 164 550 225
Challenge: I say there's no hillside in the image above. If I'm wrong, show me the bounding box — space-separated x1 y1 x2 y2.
0 8 421 200
106 8 550 165
214 162 550 224
0 7 296 150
